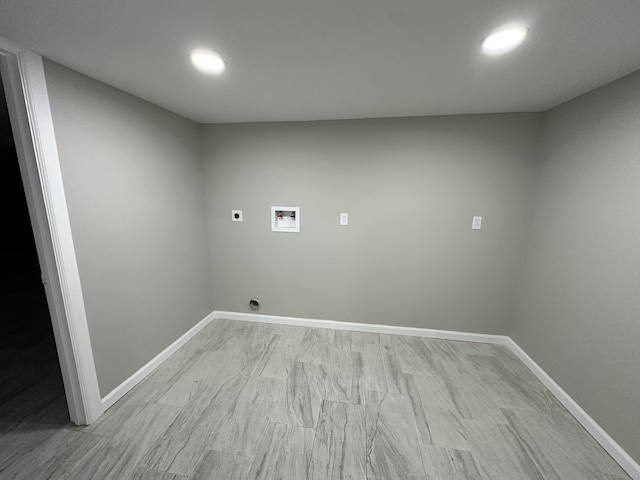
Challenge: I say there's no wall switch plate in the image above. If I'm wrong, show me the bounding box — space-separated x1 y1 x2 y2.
232 210 243 221
472 216 482 230
340 213 348 226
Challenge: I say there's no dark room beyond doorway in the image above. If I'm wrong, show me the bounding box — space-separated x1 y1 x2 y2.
0 73 68 427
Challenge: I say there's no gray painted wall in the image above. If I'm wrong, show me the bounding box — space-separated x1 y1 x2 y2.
44 61 213 396
202 114 541 334
511 70 640 460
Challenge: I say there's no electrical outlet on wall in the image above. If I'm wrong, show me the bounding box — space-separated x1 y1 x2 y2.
340 213 348 226
472 216 482 229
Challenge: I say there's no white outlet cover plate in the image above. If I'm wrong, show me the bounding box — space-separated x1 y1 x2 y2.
232 210 243 221
340 213 348 225
472 216 482 229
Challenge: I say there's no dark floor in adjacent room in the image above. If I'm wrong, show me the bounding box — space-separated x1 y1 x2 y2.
0 262 70 472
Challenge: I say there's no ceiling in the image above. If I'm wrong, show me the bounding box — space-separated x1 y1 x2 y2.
1 0 640 124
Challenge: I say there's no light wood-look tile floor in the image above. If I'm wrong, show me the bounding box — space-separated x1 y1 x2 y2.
0 318 632 479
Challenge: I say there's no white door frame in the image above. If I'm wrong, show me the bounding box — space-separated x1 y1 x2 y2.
0 37 102 424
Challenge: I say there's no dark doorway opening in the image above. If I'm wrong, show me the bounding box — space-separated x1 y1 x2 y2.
0 73 68 428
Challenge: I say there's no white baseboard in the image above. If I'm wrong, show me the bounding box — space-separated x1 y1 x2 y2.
506 339 640 479
100 312 215 412
212 311 509 345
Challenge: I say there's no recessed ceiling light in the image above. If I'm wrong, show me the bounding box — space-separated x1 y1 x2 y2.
190 49 225 74
481 26 528 56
